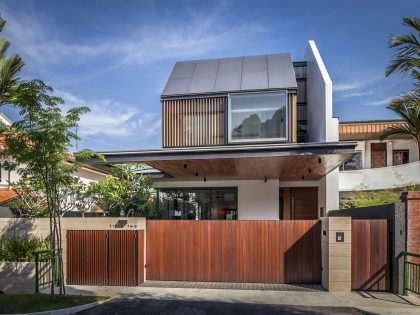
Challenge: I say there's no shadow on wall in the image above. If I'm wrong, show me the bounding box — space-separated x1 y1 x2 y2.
0 261 36 293
284 221 322 284
0 218 37 293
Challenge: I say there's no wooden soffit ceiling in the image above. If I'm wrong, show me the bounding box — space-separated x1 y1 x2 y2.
88 142 357 181
147 154 353 181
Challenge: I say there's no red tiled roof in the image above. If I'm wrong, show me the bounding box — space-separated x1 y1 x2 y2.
0 189 18 204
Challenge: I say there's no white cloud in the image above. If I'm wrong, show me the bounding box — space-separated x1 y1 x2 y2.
338 90 373 98
334 81 364 92
364 96 394 106
1 6 265 68
56 90 161 139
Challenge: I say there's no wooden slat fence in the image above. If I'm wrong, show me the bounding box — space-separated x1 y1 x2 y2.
352 219 390 291
67 230 144 286
146 220 321 284
67 230 108 286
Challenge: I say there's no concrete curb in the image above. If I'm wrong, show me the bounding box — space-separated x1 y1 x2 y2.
3 297 111 315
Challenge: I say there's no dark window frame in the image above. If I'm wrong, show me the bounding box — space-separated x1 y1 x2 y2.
392 149 409 166
156 187 238 220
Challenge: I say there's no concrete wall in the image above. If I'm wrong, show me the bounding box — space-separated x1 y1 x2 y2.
0 262 36 293
155 179 329 220
305 40 337 143
321 216 352 292
0 217 146 289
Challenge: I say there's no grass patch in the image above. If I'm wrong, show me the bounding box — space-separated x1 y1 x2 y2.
0 293 108 314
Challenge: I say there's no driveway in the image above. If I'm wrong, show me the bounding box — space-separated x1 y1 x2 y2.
65 285 420 315
77 297 364 315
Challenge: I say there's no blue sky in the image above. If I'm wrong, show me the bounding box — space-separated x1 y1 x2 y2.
0 0 418 151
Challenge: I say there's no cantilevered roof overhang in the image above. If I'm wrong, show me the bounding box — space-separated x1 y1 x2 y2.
86 142 357 182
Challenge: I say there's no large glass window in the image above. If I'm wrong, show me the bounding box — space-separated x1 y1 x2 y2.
157 188 238 220
228 92 287 142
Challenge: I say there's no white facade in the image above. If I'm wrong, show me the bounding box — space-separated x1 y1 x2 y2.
305 40 338 143
339 138 420 191
305 40 340 211
0 165 107 188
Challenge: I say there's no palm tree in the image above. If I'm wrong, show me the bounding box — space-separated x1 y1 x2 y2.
386 17 420 85
0 15 24 105
380 91 420 156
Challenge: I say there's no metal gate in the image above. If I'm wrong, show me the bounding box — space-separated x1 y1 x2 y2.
352 220 390 291
67 230 144 286
146 220 322 284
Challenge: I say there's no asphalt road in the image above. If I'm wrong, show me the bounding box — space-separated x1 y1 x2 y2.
78 297 367 315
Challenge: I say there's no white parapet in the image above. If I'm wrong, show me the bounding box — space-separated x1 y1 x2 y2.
305 40 338 142
339 161 420 191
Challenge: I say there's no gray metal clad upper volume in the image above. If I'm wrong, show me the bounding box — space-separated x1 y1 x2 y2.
161 53 297 97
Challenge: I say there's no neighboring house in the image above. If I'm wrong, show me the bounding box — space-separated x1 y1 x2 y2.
89 41 356 219
0 112 109 217
339 120 420 193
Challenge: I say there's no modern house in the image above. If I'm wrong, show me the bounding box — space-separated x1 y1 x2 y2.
89 41 356 219
339 120 420 193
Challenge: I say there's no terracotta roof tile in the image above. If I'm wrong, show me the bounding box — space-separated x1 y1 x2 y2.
0 189 18 204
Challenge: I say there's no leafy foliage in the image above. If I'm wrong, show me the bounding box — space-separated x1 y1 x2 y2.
0 15 24 105
88 164 155 217
382 16 420 156
9 177 98 218
386 17 420 85
380 91 420 144
0 234 49 262
0 79 94 295
340 184 420 209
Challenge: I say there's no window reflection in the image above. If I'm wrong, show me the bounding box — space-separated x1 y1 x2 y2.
157 188 238 220
229 92 287 142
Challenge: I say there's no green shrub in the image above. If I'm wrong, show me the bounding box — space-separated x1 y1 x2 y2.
340 184 420 209
0 234 49 262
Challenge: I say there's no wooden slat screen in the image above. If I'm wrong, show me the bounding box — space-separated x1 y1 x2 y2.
352 220 390 291
162 97 227 147
67 230 108 286
108 230 137 286
146 220 321 284
67 230 144 287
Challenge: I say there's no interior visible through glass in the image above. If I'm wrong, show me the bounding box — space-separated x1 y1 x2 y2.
229 92 287 141
157 188 238 220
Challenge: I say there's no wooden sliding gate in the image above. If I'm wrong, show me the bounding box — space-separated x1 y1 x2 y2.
67 230 144 286
146 220 321 284
352 220 390 291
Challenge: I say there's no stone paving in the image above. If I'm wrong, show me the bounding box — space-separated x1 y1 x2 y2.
140 280 324 292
